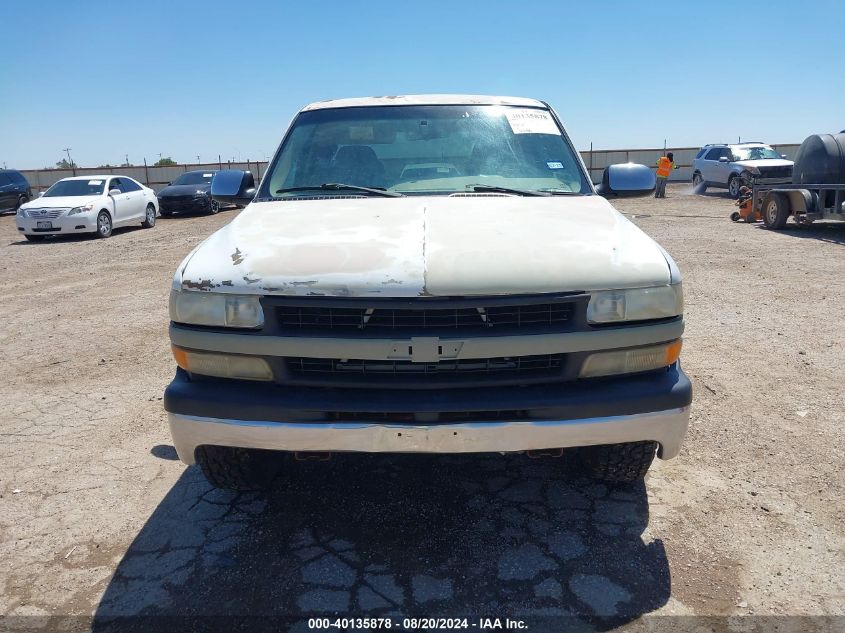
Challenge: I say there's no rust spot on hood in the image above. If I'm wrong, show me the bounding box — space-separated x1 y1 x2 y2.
182 279 215 291
231 248 244 265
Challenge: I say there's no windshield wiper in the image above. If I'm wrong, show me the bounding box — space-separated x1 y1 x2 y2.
275 183 403 198
467 184 550 197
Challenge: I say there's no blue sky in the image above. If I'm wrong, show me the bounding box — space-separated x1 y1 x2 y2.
2 0 843 169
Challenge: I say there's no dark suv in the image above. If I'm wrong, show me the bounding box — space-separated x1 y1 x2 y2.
0 170 33 214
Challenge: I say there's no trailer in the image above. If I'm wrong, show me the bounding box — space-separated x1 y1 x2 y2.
751 132 845 230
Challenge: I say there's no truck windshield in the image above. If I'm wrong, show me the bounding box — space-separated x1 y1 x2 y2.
260 105 590 198
733 147 782 161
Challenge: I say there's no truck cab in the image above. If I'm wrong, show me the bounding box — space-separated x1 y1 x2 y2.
163 95 692 491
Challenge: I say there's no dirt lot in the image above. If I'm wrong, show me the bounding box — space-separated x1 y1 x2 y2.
0 185 843 630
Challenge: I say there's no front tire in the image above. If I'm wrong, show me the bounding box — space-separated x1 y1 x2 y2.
763 192 790 229
692 172 706 193
18 195 29 210
141 203 156 228
195 445 281 491
207 199 220 215
96 211 112 238
579 441 657 483
728 175 742 198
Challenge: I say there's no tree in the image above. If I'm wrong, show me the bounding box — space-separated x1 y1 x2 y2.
55 158 75 169
154 157 177 166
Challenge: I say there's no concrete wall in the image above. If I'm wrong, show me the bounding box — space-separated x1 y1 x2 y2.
19 144 802 192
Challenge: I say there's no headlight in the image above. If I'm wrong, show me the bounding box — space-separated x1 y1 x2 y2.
69 204 94 215
195 189 208 196
17 208 27 217
169 290 264 328
587 284 682 324
172 345 272 381
580 340 682 378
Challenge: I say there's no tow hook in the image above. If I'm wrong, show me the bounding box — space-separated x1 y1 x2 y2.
295 451 332 461
526 448 564 459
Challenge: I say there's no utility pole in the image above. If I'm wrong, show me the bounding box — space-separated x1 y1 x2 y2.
125 153 129 166
197 155 201 164
63 148 76 175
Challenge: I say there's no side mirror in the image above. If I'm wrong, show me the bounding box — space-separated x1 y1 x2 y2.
718 156 730 163
781 154 788 159
596 162 655 198
211 170 256 206
108 188 121 196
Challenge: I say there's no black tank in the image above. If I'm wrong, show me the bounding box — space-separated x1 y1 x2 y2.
792 133 845 185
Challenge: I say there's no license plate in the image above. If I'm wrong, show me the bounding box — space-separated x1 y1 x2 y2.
37 221 53 229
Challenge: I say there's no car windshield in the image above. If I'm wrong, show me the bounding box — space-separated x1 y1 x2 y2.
260 104 590 198
172 172 216 186
43 179 105 197
732 146 781 161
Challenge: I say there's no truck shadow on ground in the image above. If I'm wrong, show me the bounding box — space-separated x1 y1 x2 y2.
95 454 670 631
754 222 845 245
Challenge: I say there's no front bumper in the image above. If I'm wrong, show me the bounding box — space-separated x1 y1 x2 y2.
165 363 692 464
16 213 96 235
159 196 212 212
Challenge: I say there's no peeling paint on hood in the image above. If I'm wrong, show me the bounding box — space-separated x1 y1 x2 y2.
177 195 672 297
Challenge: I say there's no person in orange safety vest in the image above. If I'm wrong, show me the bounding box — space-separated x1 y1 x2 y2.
654 152 677 198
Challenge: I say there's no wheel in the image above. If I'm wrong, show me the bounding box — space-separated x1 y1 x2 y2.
762 192 790 229
692 172 706 193
579 441 657 483
141 203 156 228
728 175 742 198
207 199 220 215
730 211 741 222
17 195 29 209
96 211 112 238
195 445 281 491
24 234 44 242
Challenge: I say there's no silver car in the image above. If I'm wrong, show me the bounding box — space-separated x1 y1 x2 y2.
692 143 793 197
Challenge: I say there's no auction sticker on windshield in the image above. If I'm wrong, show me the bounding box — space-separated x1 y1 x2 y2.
505 108 559 135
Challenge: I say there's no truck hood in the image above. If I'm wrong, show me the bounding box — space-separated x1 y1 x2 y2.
177 195 673 297
733 158 793 169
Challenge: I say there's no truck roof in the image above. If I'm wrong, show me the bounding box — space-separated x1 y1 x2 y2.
301 94 546 111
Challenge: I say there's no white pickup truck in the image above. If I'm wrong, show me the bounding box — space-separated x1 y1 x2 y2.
164 95 691 491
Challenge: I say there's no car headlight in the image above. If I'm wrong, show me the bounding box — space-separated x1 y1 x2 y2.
580 340 682 378
195 189 208 196
69 204 94 215
169 290 264 328
587 284 682 324
17 208 28 217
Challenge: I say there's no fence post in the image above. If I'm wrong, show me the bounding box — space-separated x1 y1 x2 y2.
218 154 222 169
143 158 150 186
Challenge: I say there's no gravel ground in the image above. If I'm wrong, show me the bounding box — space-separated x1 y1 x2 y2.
0 184 843 630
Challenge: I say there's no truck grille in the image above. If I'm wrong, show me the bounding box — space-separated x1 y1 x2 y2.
285 354 566 387
756 166 792 179
275 301 577 334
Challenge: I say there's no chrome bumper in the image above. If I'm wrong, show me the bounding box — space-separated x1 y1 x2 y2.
168 406 690 465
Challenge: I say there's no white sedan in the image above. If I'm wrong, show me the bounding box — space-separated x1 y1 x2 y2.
16 175 158 240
